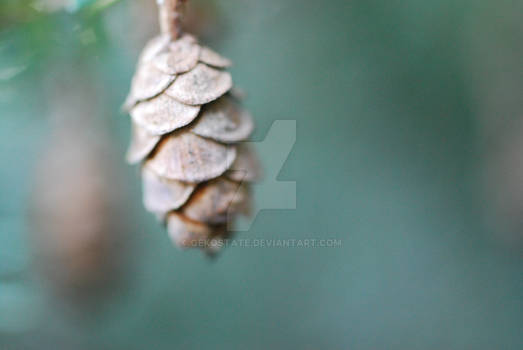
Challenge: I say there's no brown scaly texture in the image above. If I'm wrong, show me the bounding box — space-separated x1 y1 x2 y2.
124 0 260 253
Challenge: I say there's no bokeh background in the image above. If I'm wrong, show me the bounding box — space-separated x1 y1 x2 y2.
1 0 522 349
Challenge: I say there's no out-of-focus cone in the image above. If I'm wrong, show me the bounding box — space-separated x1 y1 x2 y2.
463 5 523 246
124 0 260 253
30 69 127 301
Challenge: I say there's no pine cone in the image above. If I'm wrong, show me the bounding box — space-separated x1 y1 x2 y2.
31 70 127 301
124 30 260 252
31 120 125 301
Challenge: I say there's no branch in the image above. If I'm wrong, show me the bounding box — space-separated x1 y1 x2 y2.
158 0 187 40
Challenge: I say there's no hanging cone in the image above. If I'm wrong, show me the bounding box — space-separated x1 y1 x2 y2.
124 1 259 253
29 64 130 302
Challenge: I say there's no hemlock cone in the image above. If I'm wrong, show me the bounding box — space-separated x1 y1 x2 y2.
124 31 260 254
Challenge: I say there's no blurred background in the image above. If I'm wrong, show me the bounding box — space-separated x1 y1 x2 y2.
1 0 522 349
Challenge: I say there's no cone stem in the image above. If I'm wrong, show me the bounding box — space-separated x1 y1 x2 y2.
158 0 186 40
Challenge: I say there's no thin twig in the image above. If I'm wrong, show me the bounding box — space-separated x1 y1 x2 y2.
157 0 187 40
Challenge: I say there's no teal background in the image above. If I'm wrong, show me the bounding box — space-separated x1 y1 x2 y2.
1 0 522 349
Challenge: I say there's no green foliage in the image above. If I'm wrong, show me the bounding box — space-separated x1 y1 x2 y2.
0 0 120 84
0 0 121 29
69 0 122 15
0 1 41 28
